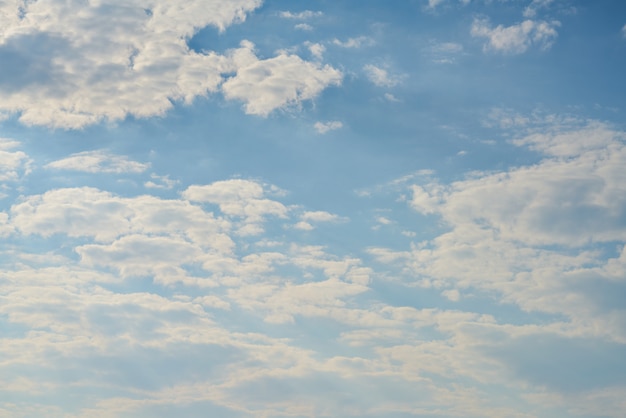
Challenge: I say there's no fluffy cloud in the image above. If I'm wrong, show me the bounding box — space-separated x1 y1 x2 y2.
371 120 626 345
0 138 31 183
0 1 341 128
222 42 342 116
471 18 560 54
45 150 150 173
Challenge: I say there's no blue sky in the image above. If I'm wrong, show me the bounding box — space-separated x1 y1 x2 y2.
1 0 626 417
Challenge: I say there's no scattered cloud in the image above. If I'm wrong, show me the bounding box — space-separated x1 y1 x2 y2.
294 23 313 31
0 138 32 182
332 36 374 48
523 0 555 18
384 93 401 102
306 42 326 60
363 64 403 87
144 173 179 189
222 41 342 116
45 150 150 174
278 10 323 19
0 0 268 128
314 120 343 134
471 18 560 54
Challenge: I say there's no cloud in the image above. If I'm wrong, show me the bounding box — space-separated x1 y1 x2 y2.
278 10 323 19
363 64 402 87
471 18 560 54
294 211 343 230
372 119 626 345
332 37 374 48
0 0 265 128
314 120 343 134
523 0 555 18
144 173 179 189
0 138 32 182
294 23 313 31
45 150 150 174
183 179 288 234
0 1 341 128
622 24 626 38
222 42 342 116
306 43 325 60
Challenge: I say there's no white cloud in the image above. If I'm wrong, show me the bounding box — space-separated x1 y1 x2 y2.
278 10 323 19
373 120 626 343
293 211 343 230
314 120 343 134
294 23 313 31
471 18 560 54
45 150 150 174
222 42 342 116
144 173 179 189
363 64 402 87
183 179 288 234
622 24 626 38
332 36 374 48
0 138 31 182
523 0 555 18
307 42 325 60
0 1 341 128
0 0 266 128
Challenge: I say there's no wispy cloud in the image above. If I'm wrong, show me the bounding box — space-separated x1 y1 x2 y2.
46 150 150 174
363 64 403 87
471 18 560 54
314 120 343 134
279 10 323 19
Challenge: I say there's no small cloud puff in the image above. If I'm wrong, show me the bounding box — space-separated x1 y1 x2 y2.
471 18 560 54
332 36 374 48
278 10 323 19
144 174 179 190
46 150 149 174
314 121 343 134
295 23 313 31
293 210 344 230
363 64 403 87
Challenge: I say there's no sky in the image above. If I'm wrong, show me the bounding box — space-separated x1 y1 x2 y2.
1 0 626 417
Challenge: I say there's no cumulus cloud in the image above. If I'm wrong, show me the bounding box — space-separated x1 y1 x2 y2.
471 18 560 54
183 179 288 235
314 120 343 134
0 138 31 182
0 1 341 128
222 42 342 116
45 150 150 173
363 64 402 87
372 120 626 345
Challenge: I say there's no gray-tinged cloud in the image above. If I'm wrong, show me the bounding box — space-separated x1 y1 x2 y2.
471 18 560 54
45 150 150 173
0 1 341 128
